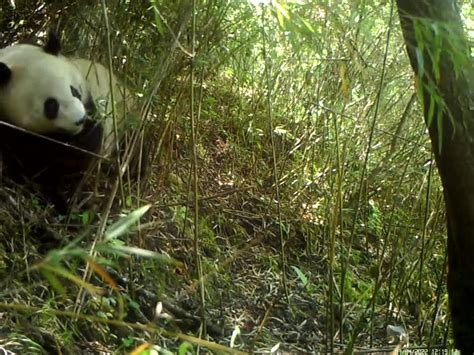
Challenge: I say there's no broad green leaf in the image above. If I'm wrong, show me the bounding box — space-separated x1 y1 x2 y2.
178 342 194 355
427 92 435 127
105 204 151 241
299 16 315 33
291 265 308 286
41 264 103 295
41 269 66 295
415 47 424 79
230 326 240 348
99 244 181 266
437 106 444 154
149 0 166 36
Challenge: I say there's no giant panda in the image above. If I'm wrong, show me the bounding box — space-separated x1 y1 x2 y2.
70 57 147 179
0 32 127 212
69 57 129 158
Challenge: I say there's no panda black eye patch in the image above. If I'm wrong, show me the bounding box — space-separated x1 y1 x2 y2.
44 98 59 119
70 85 81 100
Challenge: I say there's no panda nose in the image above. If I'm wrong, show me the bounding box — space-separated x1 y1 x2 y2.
76 116 86 126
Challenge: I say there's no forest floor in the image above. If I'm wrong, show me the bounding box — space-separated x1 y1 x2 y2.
0 143 404 354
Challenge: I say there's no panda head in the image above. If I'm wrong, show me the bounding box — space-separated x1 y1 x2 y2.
0 33 91 136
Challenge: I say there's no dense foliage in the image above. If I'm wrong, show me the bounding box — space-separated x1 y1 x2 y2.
0 1 472 353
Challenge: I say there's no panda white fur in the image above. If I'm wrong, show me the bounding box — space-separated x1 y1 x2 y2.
0 33 121 212
70 58 146 178
69 57 128 157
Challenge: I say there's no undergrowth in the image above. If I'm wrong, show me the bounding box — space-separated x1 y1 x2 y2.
0 0 466 353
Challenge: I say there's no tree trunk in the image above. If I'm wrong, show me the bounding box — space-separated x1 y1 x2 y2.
396 0 474 352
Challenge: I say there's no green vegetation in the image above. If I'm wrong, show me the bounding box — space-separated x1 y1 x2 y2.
0 1 472 353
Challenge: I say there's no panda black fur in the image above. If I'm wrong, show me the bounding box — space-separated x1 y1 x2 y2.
0 33 116 212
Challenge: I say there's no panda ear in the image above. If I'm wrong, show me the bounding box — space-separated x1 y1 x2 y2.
44 31 61 55
0 63 12 86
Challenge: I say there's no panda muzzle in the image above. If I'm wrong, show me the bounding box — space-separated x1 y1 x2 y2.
75 116 86 126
